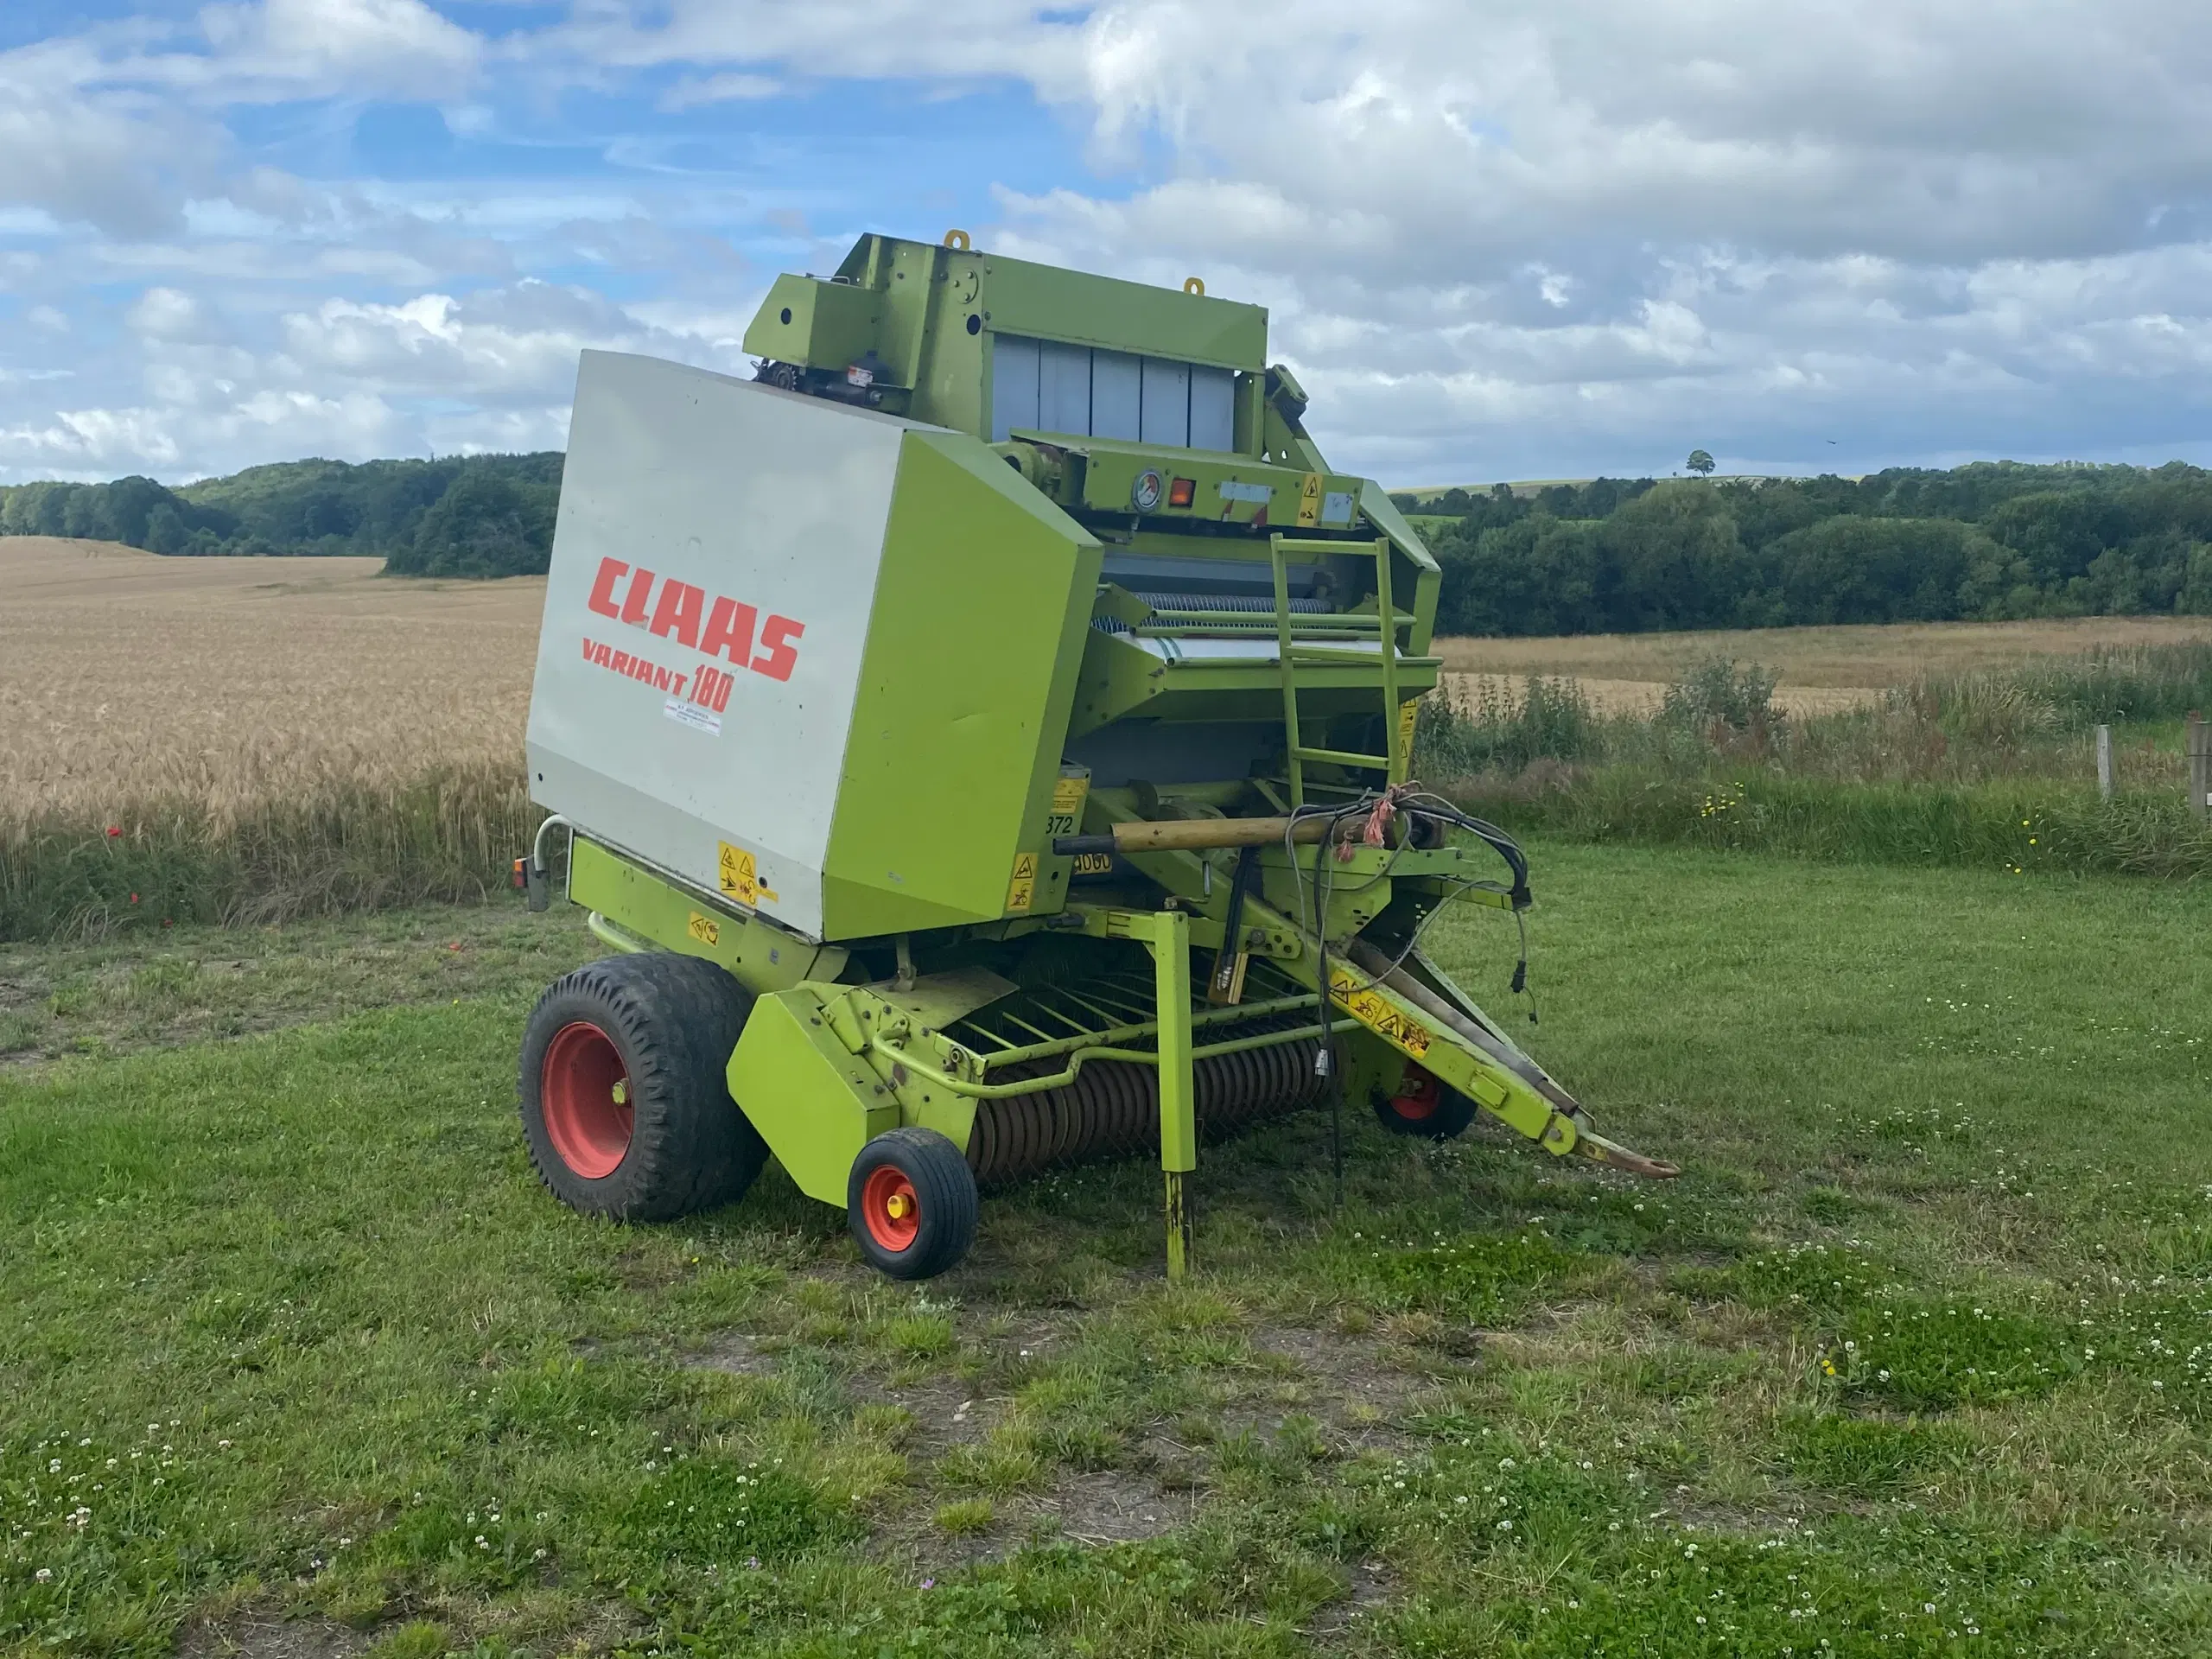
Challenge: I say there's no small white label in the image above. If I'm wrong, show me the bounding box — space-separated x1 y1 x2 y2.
1218 480 1273 504
664 696 722 735
1320 490 1356 525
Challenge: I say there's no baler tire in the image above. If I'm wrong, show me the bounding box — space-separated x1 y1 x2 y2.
519 953 766 1222
847 1128 978 1281
1373 1069 1478 1142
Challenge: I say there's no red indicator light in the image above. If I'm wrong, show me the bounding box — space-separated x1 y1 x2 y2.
1167 476 1196 508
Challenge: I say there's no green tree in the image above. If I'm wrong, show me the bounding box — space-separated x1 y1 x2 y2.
1686 449 1716 476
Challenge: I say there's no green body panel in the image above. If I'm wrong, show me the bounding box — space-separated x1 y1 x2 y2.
727 987 899 1205
976 253 1265 372
819 429 1101 938
567 836 847 995
753 274 887 383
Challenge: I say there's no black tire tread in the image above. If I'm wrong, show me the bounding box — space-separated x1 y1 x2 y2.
519 953 766 1221
1372 1076 1478 1142
847 1127 979 1280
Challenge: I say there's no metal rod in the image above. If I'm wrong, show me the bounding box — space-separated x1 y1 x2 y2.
1057 813 1379 856
871 1014 1362 1099
2191 712 2209 823
1152 911 1197 1282
966 989 1321 1070
2096 722 2113 802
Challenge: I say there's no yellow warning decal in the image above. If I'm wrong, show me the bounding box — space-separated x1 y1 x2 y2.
717 842 758 906
718 842 779 906
1328 965 1432 1058
687 910 721 947
1396 697 1421 770
1006 851 1039 913
1297 471 1323 527
1047 771 1090 837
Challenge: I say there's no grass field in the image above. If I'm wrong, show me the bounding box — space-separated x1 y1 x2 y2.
4 842 2209 1655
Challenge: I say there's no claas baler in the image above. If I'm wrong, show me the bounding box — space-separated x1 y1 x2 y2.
514 228 1675 1281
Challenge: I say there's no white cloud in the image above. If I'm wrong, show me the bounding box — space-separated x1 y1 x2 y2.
4 1 2212 483
195 0 480 99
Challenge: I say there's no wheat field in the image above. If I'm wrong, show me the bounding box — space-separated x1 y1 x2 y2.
3 537 544 817
1436 613 2212 715
15 536 2212 812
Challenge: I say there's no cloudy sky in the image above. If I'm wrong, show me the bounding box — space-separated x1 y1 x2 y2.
4 0 2211 487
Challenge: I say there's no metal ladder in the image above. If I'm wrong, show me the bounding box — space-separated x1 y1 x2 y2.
1268 534 1408 806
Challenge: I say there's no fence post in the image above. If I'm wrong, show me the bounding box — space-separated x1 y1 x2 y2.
2190 712 2210 823
2096 723 2113 802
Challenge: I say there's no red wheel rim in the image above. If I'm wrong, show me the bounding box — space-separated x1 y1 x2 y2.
1389 1071 1441 1123
861 1164 921 1251
541 1020 632 1179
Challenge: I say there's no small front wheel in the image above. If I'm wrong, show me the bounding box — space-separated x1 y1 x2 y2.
847 1128 978 1280
1372 1067 1478 1141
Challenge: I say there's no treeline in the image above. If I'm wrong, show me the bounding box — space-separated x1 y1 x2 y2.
1394 462 2212 635
0 454 563 578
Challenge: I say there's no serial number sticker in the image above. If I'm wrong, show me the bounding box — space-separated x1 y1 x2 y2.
1328 966 1432 1058
664 696 722 735
1071 851 1116 875
686 910 721 946
1005 851 1039 914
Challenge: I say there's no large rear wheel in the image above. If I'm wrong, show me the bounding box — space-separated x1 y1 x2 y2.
519 953 766 1220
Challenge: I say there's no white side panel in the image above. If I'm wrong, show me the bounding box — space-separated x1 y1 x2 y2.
1091 351 1142 440
525 351 914 939
1140 358 1192 447
1038 340 1093 436
990 335 1040 442
1190 366 1236 453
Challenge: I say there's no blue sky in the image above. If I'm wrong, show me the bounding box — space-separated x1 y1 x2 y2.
4 1 2212 486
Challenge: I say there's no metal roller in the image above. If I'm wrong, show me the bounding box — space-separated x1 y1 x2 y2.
967 1019 1328 1184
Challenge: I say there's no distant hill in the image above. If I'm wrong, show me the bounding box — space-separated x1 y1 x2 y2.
10 452 2212 626
0 454 562 578
1390 461 2212 632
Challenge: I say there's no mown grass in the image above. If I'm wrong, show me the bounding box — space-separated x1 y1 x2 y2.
3 843 2209 1654
1425 643 2212 876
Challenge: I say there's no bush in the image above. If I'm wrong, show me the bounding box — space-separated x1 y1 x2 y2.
1659 657 1780 733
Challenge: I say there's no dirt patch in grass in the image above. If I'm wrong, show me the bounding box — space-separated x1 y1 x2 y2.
175 1615 371 1659
852 1370 1008 1459
1232 1324 1440 1452
688 1332 779 1377
1030 1469 1195 1544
